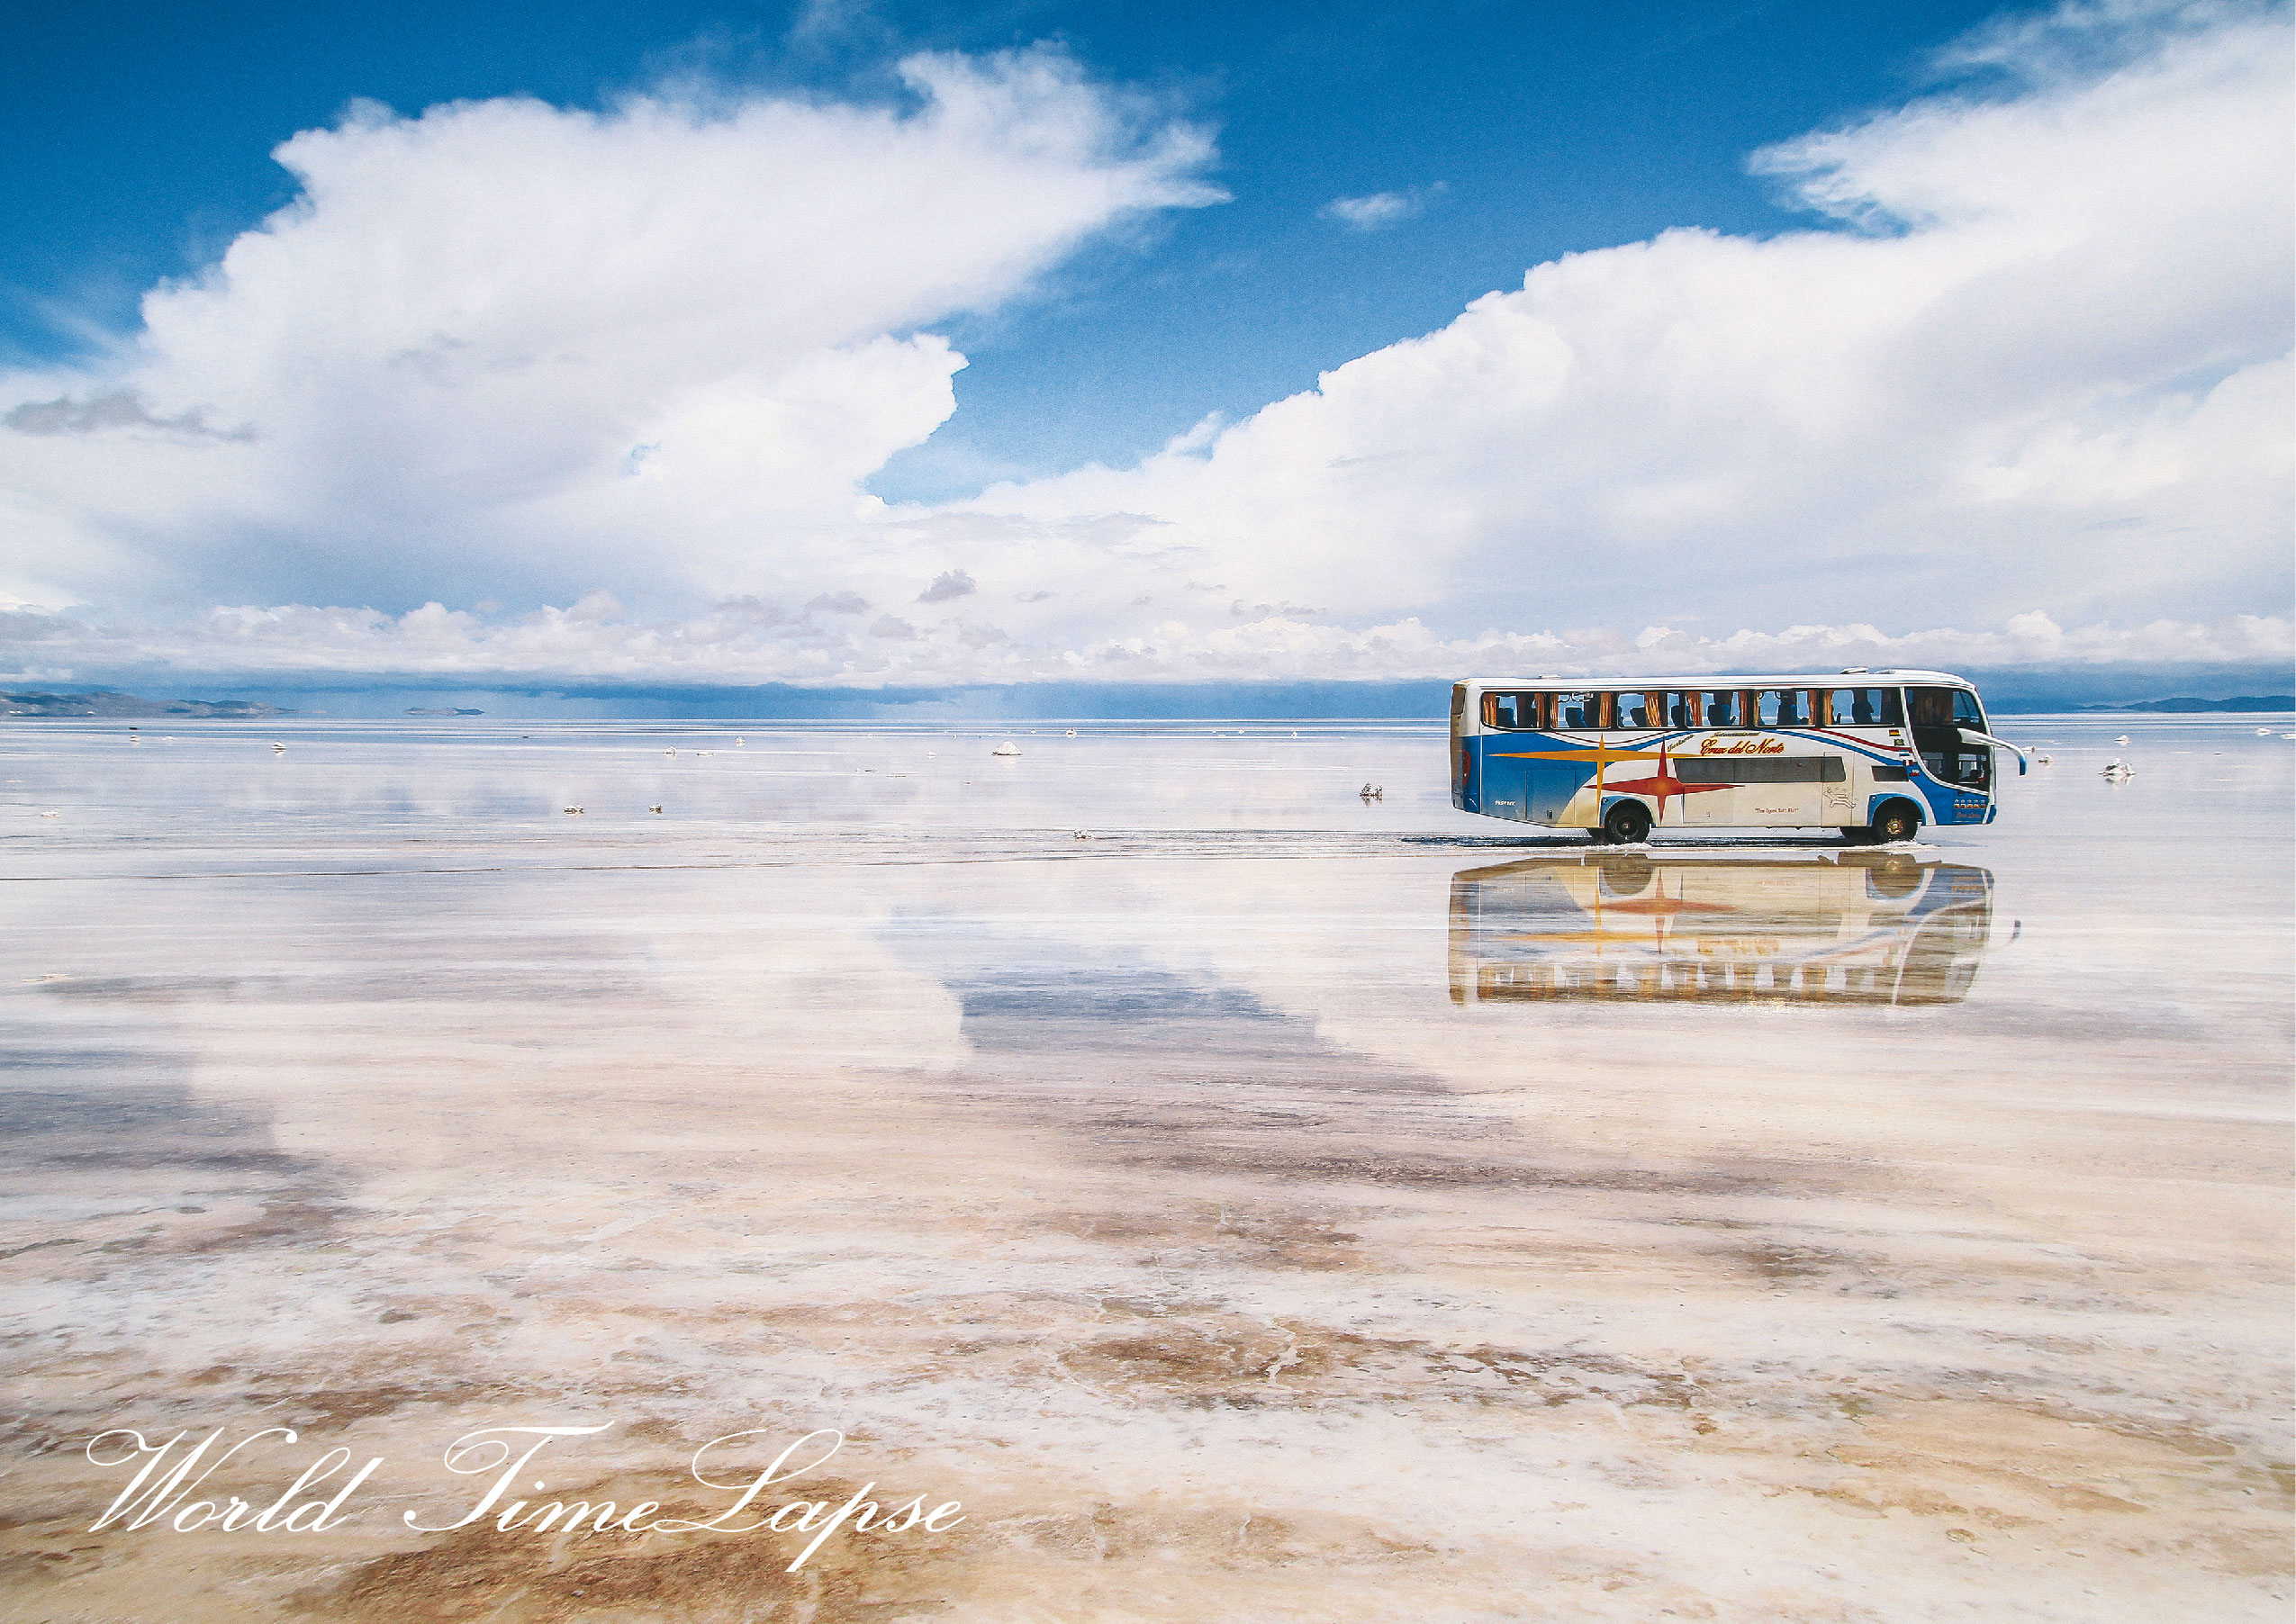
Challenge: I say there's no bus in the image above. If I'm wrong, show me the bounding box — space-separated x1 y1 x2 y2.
1448 851 1994 1007
1450 669 2024 844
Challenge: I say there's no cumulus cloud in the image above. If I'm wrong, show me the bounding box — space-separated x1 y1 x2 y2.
1 4 2287 689
945 0 2291 659
0 48 1219 615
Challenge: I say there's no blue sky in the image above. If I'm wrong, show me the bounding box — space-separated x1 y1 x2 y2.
0 1 2288 693
6 0 2007 487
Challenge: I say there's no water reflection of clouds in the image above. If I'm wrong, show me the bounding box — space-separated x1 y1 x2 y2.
1449 853 1994 1007
883 911 1803 1201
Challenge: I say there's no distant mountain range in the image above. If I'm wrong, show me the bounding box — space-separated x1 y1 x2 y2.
2081 695 2294 712
1 689 286 718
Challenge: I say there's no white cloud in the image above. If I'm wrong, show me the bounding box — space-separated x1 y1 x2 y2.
944 1 2291 659
1320 186 1442 230
917 568 977 602
4 389 252 441
1 5 2288 690
0 48 1219 617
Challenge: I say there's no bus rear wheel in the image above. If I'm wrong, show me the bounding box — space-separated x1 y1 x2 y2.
1601 800 1652 845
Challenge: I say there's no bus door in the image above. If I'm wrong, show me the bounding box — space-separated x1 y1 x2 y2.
1682 690 1750 826
1451 683 1470 807
1906 687 1991 798
1745 689 1826 825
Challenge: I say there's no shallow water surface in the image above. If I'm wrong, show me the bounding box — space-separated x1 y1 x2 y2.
2 717 2289 1621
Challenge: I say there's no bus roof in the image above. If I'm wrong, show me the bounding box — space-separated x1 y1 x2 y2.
1455 670 1974 690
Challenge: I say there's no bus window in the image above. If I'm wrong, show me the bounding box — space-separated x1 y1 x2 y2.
1615 693 1650 728
1486 691 1544 730
1451 683 1468 723
1664 691 1698 727
1702 690 1742 727
1554 691 1598 729
1758 690 1809 727
1952 689 1984 728
1825 687 1903 726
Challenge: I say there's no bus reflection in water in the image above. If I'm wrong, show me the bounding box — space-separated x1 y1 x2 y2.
1448 853 1994 1007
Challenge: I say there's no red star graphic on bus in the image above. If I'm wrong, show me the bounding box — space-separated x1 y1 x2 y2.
1599 738 1731 816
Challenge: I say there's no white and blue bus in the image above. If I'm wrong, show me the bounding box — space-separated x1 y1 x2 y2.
1450 670 2025 844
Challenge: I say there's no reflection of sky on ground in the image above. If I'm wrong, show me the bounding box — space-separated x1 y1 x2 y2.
0 717 2289 1621
2 719 1459 847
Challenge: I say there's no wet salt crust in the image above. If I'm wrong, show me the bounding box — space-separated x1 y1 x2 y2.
2 717 2290 1621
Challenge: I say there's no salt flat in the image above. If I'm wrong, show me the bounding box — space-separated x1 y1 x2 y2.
2 717 2288 1622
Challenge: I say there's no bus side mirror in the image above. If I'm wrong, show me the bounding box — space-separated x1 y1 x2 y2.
1958 727 2028 775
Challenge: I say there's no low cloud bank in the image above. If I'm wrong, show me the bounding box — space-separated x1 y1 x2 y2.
4 598 2282 689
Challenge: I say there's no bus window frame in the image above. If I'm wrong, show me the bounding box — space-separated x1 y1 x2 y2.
1755 688 1817 729
1471 681 1955 736
1482 690 1553 731
1822 687 1903 727
1551 690 1598 730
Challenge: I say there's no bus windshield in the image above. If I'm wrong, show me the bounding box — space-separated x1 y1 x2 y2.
1907 686 1989 789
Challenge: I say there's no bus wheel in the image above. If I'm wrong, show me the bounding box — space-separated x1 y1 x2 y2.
1597 853 1655 897
1867 857 1922 899
1871 800 1921 843
1602 800 1652 845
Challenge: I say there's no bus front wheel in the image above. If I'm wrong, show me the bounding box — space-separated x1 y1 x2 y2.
1861 800 1921 844
1601 800 1652 845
